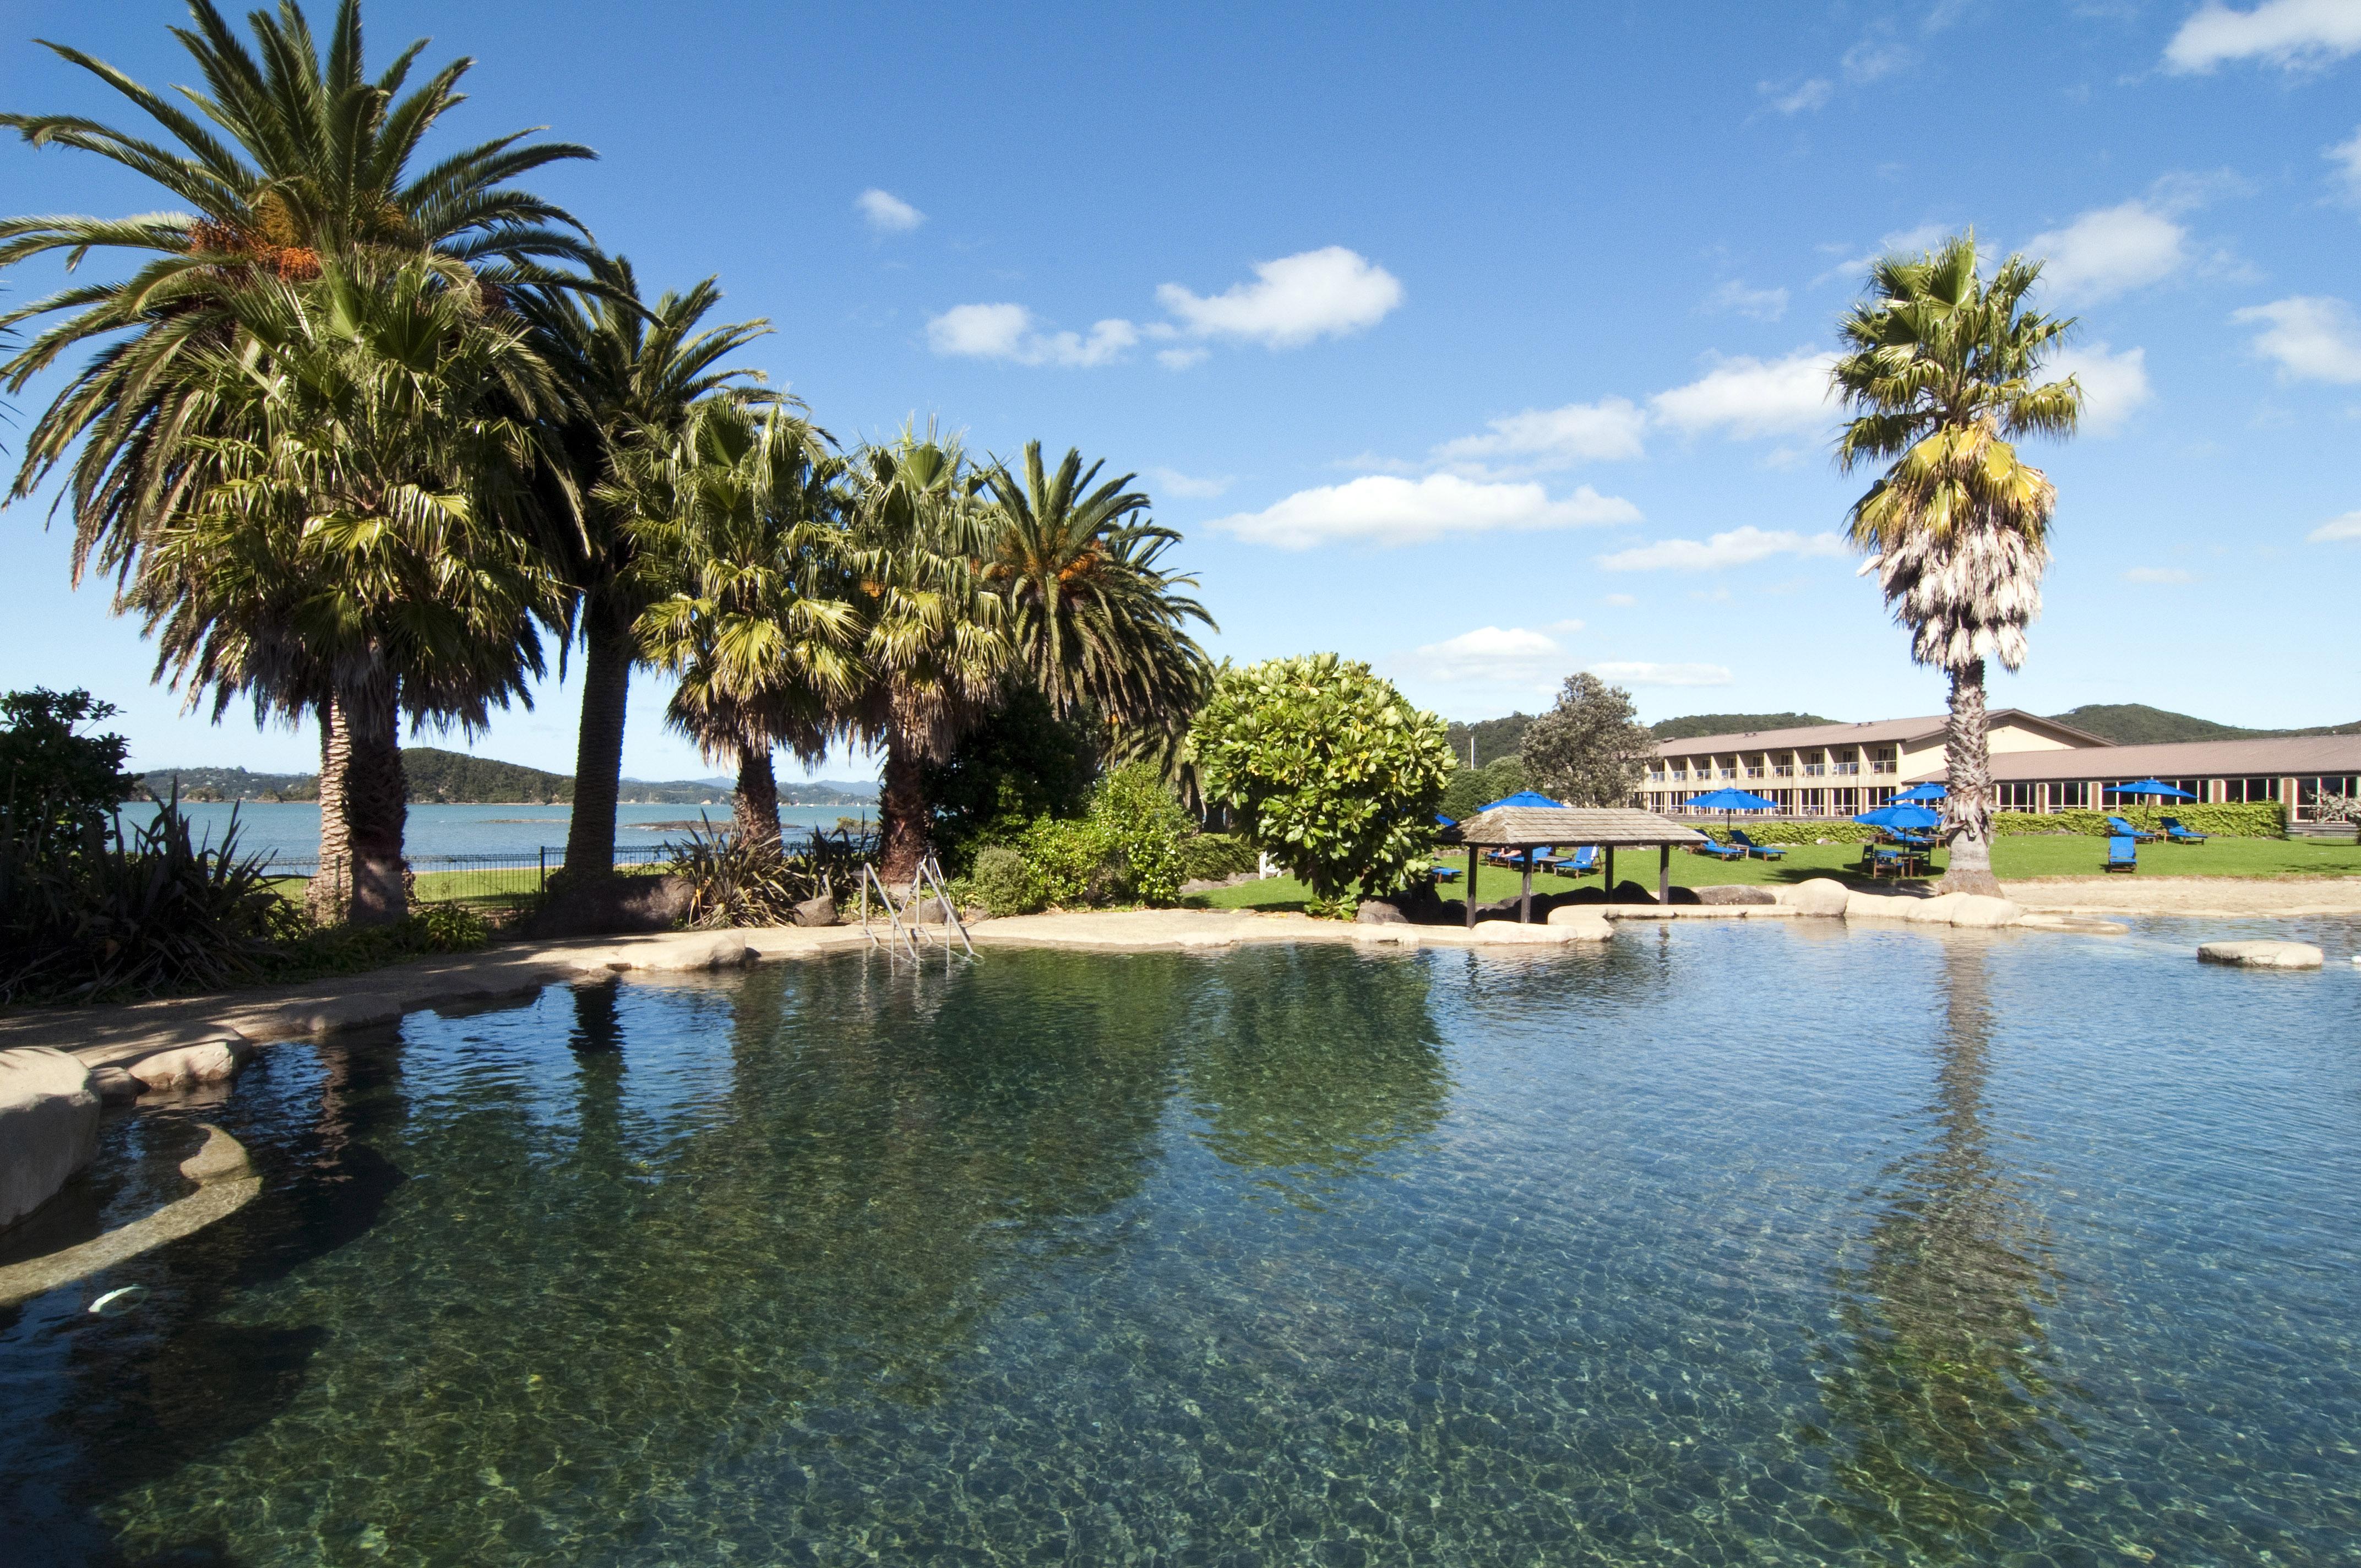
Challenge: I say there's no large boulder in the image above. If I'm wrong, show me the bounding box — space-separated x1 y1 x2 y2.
1545 907 1614 940
791 892 837 928
1608 880 1659 905
1775 878 1852 917
1355 899 1409 925
636 933 759 972
2197 940 2324 970
1 1048 100 1231
127 1033 255 1093
1695 884 1777 907
518 874 694 940
1946 894 2023 928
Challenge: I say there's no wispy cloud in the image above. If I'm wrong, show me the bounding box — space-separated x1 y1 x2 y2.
856 188 925 233
925 303 1138 366
1210 475 1640 550
1146 466 1233 500
1588 661 1733 688
2233 295 2361 382
1429 398 1648 477
1400 625 1573 685
2049 342 2155 433
1597 526 1847 572
2330 125 2361 203
1649 351 1839 439
2309 509 2361 541
1818 222 1955 287
1702 280 1791 322
2164 0 2361 73
1759 77 1833 113
1842 26 1916 83
2123 566 2197 584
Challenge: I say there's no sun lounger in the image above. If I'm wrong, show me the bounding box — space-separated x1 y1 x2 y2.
1540 846 1598 878
1695 837 1745 862
2106 815 2159 844
2104 835 2137 873
1430 864 1462 883
1728 829 1785 861
2162 816 2208 845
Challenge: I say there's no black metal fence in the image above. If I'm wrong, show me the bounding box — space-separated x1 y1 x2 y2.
262 845 677 916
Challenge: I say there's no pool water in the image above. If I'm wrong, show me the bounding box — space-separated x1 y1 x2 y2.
5 920 2359 1565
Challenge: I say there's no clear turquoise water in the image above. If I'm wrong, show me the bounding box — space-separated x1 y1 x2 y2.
5 919 2359 1566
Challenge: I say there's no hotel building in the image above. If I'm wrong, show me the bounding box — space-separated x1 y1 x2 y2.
1640 713 2361 833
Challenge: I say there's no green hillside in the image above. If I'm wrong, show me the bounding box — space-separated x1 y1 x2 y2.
1649 712 1834 741
1441 714 1535 769
2047 703 2361 745
135 748 879 804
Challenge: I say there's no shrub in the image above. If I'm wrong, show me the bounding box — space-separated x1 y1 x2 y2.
963 845 1048 916
1522 673 1652 805
1087 764 1194 906
1018 815 1116 907
0 689 140 861
412 901 490 951
1190 654 1454 914
1181 832 1258 883
1992 804 2286 838
921 681 1100 872
664 818 829 928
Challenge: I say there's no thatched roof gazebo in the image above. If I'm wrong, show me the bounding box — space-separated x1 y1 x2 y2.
1439 805 1711 925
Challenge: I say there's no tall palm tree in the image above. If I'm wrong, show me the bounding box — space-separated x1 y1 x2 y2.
134 259 565 923
847 427 1010 881
0 0 594 576
1833 233 2081 897
514 254 772 883
980 441 1216 772
622 402 864 854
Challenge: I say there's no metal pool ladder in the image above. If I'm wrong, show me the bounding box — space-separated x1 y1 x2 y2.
856 853 974 965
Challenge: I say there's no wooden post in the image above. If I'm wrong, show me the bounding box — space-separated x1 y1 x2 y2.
1466 843 1479 927
1520 850 1533 924
1604 845 1616 897
1658 843 1671 905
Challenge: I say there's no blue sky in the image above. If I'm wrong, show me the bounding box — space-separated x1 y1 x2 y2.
3 0 2358 780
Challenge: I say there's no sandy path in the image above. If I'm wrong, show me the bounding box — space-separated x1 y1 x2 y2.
2008 876 2361 917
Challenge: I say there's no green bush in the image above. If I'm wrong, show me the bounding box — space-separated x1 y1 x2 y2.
1992 804 2286 838
921 681 1100 872
1087 764 1194 906
1700 821 1879 846
1440 756 1527 821
1 689 140 862
1181 831 1258 882
412 901 490 951
1190 654 1454 914
1018 815 1114 907
962 845 1048 916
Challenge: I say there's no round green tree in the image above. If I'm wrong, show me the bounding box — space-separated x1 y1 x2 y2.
1189 654 1453 913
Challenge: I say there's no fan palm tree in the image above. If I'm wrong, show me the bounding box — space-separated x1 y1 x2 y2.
514 254 773 882
1833 232 2081 897
622 402 864 854
133 258 565 923
847 427 1011 881
980 441 1216 772
0 0 594 575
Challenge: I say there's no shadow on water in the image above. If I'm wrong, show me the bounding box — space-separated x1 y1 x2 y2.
1805 939 2081 1559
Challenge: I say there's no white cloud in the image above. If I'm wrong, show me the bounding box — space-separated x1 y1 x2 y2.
2330 126 2361 200
1403 625 1571 685
1842 30 1915 83
1210 474 1640 550
1429 398 1648 477
1761 77 1834 113
1154 246 1403 348
1156 346 1210 371
2025 202 2190 303
925 303 1138 367
856 188 925 233
2309 509 2361 541
2123 566 2197 584
1603 592 1638 607
2049 342 2154 433
1819 222 1955 287
1588 661 1734 688
1650 350 1839 439
1702 280 1790 322
2164 0 2361 72
1597 526 1847 572
1147 466 1232 499
2233 295 2361 382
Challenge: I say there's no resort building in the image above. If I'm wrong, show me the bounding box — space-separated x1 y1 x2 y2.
1641 714 2361 831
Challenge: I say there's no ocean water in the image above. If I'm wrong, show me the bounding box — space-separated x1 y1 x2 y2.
5 918 2358 1565
113 801 876 862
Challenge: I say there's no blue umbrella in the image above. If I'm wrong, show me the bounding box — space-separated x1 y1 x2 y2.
1856 803 1941 831
2112 778 2195 801
1892 782 1946 802
1477 790 1566 812
1685 786 1779 812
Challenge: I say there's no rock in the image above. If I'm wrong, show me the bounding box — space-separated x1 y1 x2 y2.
636 933 759 972
1845 890 1929 922
1694 884 1777 906
1355 899 1408 925
1 1048 101 1231
90 1067 142 1104
1946 894 2023 928
127 1035 255 1092
1559 885 1607 905
1774 878 1852 917
791 892 837 928
517 873 693 939
2197 940 2325 970
1665 885 1702 906
178 1124 255 1185
1608 880 1658 905
1471 897 1525 923
1545 907 1614 940
1425 900 1468 927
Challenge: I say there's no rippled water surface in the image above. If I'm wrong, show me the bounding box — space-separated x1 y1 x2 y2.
6 919 2359 1566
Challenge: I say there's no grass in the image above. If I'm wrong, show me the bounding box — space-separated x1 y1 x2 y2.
1184 835 2361 914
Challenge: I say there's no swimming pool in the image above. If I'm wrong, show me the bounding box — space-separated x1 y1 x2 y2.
6 919 2357 1565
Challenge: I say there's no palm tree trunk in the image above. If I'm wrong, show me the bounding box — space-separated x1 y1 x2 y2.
341 682 411 926
1939 658 2004 899
562 599 634 882
733 742 782 856
878 736 930 884
307 704 351 924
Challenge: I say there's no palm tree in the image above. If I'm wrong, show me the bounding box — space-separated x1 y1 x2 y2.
622 402 864 854
0 0 594 576
514 254 772 883
133 259 565 923
1832 233 2081 897
980 441 1216 774
847 427 1011 881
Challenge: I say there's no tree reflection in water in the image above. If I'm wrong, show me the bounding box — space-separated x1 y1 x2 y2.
1809 940 2079 1556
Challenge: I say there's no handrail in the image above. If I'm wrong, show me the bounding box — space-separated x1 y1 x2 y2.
858 863 921 961
916 853 975 958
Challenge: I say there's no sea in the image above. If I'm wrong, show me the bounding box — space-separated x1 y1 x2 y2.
112 801 876 864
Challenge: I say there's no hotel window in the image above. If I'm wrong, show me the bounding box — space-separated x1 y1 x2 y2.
1744 754 1765 778
1997 782 2039 810
2054 781 2090 808
2222 777 2274 804
2297 776 2359 820
1772 756 1794 777
1869 747 1897 775
1832 788 1859 813
1802 752 1826 776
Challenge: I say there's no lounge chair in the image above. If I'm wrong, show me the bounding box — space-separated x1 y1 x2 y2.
2162 817 2209 845
1695 837 1745 862
1728 829 1786 861
1430 864 1462 883
2104 835 2137 873
1484 846 1538 868
2106 815 2160 844
1543 846 1599 878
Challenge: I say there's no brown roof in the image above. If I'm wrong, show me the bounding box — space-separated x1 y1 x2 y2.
1957 734 2361 782
1655 709 2107 756
1444 805 1710 848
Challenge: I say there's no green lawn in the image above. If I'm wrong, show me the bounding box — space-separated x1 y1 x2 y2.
1184 835 2361 913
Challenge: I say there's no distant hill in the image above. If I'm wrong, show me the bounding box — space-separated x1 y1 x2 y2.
2046 703 2361 745
1649 712 1834 742
138 748 880 805
1442 714 1535 769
